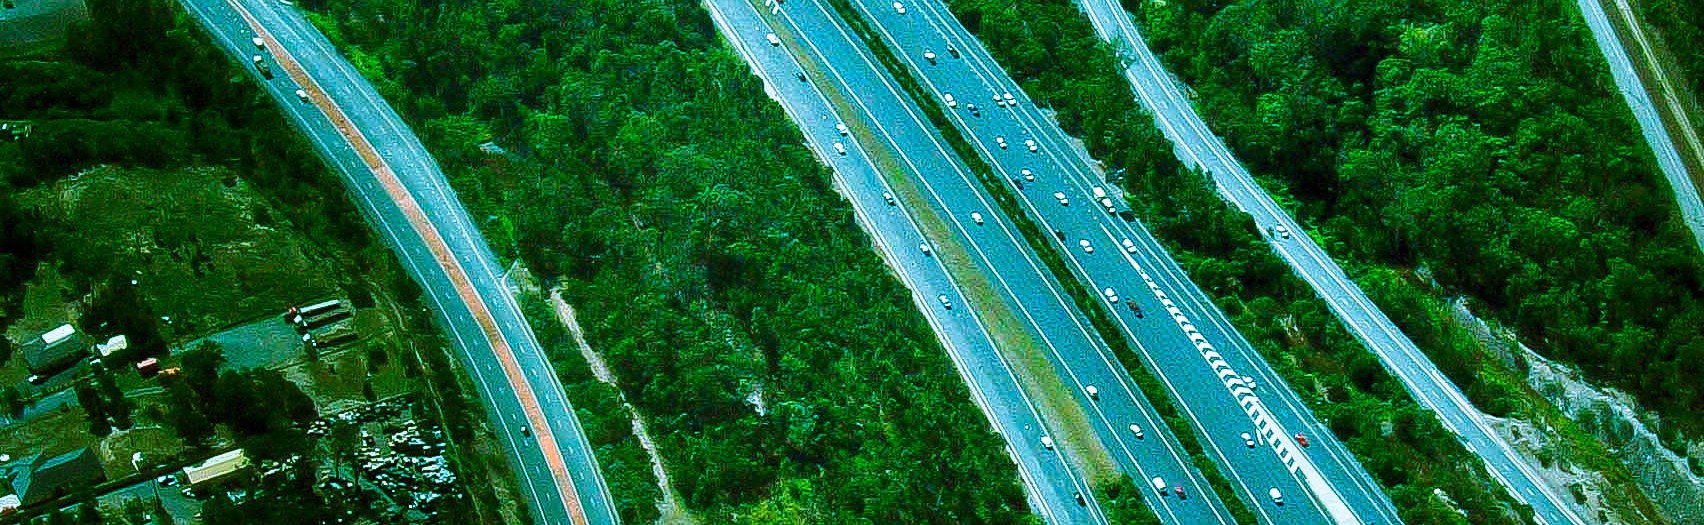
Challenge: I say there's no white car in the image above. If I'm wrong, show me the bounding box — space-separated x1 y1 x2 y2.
924 50 937 64
1269 487 1284 506
893 1 906 14
1085 385 1099 400
1040 436 1054 450
993 93 1005 107
943 92 957 108
1053 192 1068 206
1003 92 1017 106
971 212 984 225
883 192 896 205
1122 238 1136 253
1128 424 1145 439
833 142 847 155
938 294 952 309
1021 168 1035 182
837 123 849 136
251 36 266 49
920 243 932 256
1242 432 1256 448
1151 476 1167 495
1025 139 1038 152
1103 287 1118 303
1079 239 1094 253
1274 225 1291 239
995 136 1007 149
1100 198 1116 212
1092 187 1107 199
295 89 311 103
766 33 781 46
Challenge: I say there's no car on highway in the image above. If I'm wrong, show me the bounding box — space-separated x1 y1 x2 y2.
766 33 780 46
892 1 905 14
1242 432 1255 448
1130 303 1144 318
1103 287 1118 303
996 136 1007 149
837 123 849 136
1151 476 1167 495
1053 192 1068 206
1128 424 1144 439
251 35 265 49
924 50 937 64
883 192 895 205
1025 139 1037 152
1101 197 1116 212
295 89 311 103
1175 486 1186 499
1122 238 1137 253
251 55 273 79
1021 168 1035 182
971 212 984 225
1295 432 1309 447
919 243 931 256
1078 239 1093 253
1040 435 1054 450
993 93 1006 107
1004 92 1017 106
943 92 957 108
938 294 952 309
967 103 979 117
1270 487 1284 506
947 45 959 58
1074 492 1087 506
1093 186 1107 199
1273 225 1291 239
519 425 531 437
833 142 847 155
1085 385 1099 401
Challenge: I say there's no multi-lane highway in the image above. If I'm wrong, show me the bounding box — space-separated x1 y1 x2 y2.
1575 0 1704 254
850 0 1401 523
1069 1 1594 524
705 3 1103 522
708 0 1242 522
176 0 619 523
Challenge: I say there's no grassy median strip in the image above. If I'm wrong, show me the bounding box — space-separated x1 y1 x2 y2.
827 0 1258 520
772 10 1119 482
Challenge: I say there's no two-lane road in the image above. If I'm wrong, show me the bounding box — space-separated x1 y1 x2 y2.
176 0 619 523
1070 1 1593 524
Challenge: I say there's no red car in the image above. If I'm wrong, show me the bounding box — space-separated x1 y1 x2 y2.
1174 486 1186 499
1295 432 1310 448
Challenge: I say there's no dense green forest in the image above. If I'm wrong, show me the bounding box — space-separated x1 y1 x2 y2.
933 0 1577 521
1637 0 1704 107
301 0 1038 522
1122 0 1704 442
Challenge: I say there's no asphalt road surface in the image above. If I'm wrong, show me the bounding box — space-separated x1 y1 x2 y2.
1070 0 1592 524
850 0 1407 523
1576 0 1704 254
176 0 619 523
717 0 1263 523
705 3 1107 522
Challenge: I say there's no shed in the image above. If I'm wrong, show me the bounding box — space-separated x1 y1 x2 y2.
182 449 249 487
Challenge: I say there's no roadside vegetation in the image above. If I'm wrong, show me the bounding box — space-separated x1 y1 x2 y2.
1637 0 1704 103
300 0 1039 521
0 0 533 521
1129 0 1704 453
934 0 1584 521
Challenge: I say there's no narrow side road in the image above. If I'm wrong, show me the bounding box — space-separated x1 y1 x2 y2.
1069 1 1593 524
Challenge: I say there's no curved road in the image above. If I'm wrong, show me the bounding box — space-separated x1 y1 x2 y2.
176 0 619 523
1069 1 1592 524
